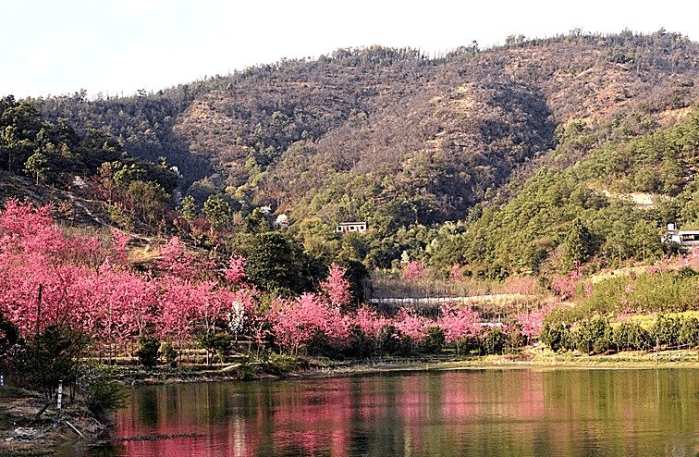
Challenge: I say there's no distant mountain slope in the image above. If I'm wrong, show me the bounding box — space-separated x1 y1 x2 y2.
28 30 699 267
427 107 699 276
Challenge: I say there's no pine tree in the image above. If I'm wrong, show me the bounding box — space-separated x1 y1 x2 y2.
178 195 196 221
563 219 594 269
203 194 232 230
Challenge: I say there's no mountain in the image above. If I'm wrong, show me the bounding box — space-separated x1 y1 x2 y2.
10 30 699 270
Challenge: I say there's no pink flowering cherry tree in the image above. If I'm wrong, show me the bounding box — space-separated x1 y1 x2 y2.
320 263 352 309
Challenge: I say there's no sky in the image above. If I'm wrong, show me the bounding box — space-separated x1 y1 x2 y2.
2 0 699 98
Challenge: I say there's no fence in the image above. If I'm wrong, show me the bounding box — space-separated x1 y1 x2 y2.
368 294 544 322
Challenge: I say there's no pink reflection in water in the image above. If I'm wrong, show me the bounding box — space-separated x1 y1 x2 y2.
109 370 698 457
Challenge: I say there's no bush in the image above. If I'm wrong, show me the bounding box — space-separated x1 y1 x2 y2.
651 314 681 348
237 361 256 381
613 322 653 351
420 327 445 354
77 367 127 419
197 332 232 364
453 335 480 355
344 325 374 358
541 320 571 352
571 317 613 354
0 313 19 358
678 317 699 348
135 337 160 369
267 353 299 375
160 342 179 368
14 325 87 398
306 330 337 358
582 272 699 316
506 324 527 349
377 325 412 356
479 328 507 355
85 380 126 418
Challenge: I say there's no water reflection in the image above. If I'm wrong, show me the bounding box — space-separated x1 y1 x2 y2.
81 369 699 457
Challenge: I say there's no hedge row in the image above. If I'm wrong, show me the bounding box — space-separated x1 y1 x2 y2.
541 314 699 355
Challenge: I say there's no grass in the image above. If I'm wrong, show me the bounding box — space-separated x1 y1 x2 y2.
624 310 699 329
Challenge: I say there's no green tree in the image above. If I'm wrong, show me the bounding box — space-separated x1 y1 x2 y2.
241 232 323 294
203 194 232 230
562 219 595 269
178 195 197 221
24 151 49 184
0 125 20 173
245 207 271 233
127 180 169 229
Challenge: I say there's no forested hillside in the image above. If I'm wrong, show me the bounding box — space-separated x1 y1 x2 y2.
7 30 699 271
427 108 699 277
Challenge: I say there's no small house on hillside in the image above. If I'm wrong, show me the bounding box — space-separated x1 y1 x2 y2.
274 214 289 229
665 223 699 246
336 221 368 234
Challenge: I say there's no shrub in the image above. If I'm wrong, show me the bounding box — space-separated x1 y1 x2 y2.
651 314 681 348
677 267 698 278
541 320 571 352
0 313 19 358
377 325 412 356
84 380 126 418
135 336 160 369
454 335 480 355
612 322 653 351
237 362 256 381
77 367 127 419
479 327 508 355
14 325 87 399
306 330 337 358
506 324 527 349
0 313 19 374
197 332 232 364
421 327 445 354
267 353 299 375
160 342 179 368
571 317 613 355
344 325 374 358
678 317 699 348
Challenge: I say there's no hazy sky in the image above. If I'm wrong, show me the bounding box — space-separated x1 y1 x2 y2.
2 0 698 98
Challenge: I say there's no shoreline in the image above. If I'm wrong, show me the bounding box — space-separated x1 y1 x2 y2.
103 347 699 386
295 350 699 379
2 348 697 455
0 387 109 457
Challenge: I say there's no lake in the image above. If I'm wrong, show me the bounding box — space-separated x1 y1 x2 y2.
74 369 699 457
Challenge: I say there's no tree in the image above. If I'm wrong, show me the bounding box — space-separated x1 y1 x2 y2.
437 305 480 347
126 180 169 229
0 125 20 173
203 194 232 230
562 219 595 269
242 232 322 295
178 195 196 221
402 260 426 281
270 293 349 355
338 259 370 306
158 237 200 279
24 151 49 184
320 264 351 308
224 255 247 285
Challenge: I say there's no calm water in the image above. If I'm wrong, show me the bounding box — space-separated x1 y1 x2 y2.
75 369 699 457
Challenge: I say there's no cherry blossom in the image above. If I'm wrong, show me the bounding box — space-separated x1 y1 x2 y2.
320 263 352 308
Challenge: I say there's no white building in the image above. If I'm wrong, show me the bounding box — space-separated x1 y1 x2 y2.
274 214 289 229
665 223 699 246
336 221 368 234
